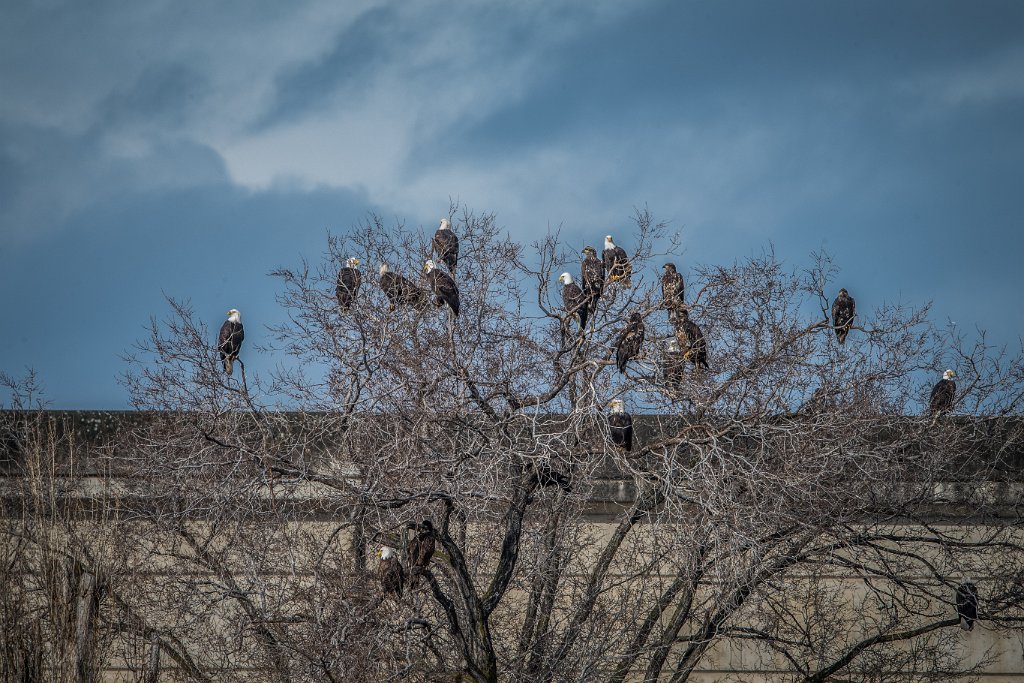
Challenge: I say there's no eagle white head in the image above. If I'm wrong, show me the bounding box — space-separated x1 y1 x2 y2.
559 272 574 285
379 546 396 560
604 235 615 249
609 399 625 414
666 338 679 352
943 369 956 381
346 257 361 268
439 219 451 231
226 309 241 323
424 259 437 273
379 263 390 276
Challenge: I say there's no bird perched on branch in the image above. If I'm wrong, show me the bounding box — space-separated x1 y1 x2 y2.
378 546 404 600
581 246 604 310
615 312 645 373
559 272 588 332
955 582 978 631
379 264 429 312
603 235 631 286
217 309 244 375
336 257 361 312
607 399 634 452
674 309 708 370
831 288 856 344
432 219 459 274
407 520 435 588
661 263 685 319
929 370 956 416
424 259 460 316
532 461 572 493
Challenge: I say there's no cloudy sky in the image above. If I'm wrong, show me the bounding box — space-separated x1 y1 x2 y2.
2 0 1023 407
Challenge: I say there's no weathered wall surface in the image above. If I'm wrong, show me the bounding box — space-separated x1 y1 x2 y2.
2 412 1023 681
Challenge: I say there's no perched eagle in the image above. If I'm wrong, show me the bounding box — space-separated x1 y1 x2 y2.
929 370 956 416
581 246 605 310
407 520 435 588
379 264 429 312
831 288 856 344
607 399 634 452
378 546 405 600
661 338 686 391
955 582 978 631
432 219 459 273
559 272 588 331
217 309 244 375
336 257 362 312
532 461 572 493
603 235 631 286
615 312 645 373
424 260 460 316
675 309 708 369
661 263 685 316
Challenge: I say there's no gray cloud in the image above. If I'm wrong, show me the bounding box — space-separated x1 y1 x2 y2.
0 121 229 241
2 0 1023 406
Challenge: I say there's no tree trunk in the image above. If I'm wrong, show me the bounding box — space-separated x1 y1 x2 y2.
73 571 101 683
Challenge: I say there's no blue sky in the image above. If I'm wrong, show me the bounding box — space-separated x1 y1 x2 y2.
2 0 1022 408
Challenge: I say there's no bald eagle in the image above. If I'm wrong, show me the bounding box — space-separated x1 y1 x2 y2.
831 288 856 344
217 309 244 375
675 309 708 369
661 263 685 317
559 272 588 332
661 338 686 391
929 370 956 416
603 236 631 286
955 582 978 631
581 246 604 310
615 312 645 373
424 260 460 316
432 219 459 273
378 546 405 600
379 264 429 312
607 399 633 452
407 520 435 588
336 257 362 312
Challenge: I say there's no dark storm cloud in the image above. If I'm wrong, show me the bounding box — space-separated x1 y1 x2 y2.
1 0 1022 406
99 63 210 128
257 6 399 129
0 121 230 241
0 183 376 407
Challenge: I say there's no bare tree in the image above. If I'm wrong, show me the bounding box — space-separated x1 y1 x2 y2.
4 207 1024 682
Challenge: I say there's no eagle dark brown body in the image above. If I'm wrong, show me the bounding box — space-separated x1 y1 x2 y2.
217 314 244 375
581 246 605 310
831 288 856 344
432 220 459 273
674 309 708 369
615 313 645 373
380 268 429 312
336 265 361 312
